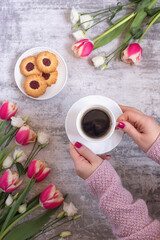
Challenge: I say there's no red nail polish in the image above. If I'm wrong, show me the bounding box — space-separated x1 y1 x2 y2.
75 142 82 148
117 122 125 129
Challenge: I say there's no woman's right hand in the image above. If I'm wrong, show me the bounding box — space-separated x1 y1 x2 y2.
116 105 160 152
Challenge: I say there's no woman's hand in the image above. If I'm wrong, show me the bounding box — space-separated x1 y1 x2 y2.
116 105 160 152
69 142 110 180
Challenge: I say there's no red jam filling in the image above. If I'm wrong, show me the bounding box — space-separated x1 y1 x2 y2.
26 62 34 71
42 72 50 80
43 58 51 66
30 80 40 89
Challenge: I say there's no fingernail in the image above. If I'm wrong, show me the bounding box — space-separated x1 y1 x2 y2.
74 142 82 148
117 122 125 129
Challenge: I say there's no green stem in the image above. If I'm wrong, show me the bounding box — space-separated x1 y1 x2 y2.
26 138 37 164
93 12 136 43
0 204 40 240
24 145 41 169
138 12 160 43
0 144 17 165
0 121 7 137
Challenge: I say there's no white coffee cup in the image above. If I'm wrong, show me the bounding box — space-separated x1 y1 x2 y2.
76 104 116 142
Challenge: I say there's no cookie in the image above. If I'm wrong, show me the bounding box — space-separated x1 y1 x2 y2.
36 51 58 73
24 75 47 98
20 56 40 76
41 70 58 86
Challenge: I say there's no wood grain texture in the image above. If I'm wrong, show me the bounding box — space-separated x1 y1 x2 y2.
0 0 160 239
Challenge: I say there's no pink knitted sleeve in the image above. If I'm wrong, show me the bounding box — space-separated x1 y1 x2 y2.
85 160 160 240
147 136 160 164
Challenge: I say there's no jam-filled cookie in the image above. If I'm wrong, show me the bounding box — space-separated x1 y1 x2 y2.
24 75 47 98
36 51 58 73
41 70 58 86
20 56 40 76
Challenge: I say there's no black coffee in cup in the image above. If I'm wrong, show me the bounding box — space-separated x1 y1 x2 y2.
81 108 111 139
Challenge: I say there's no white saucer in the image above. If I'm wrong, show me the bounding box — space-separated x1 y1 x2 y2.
65 95 124 154
14 47 68 100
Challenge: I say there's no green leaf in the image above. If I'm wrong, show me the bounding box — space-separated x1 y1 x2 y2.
0 179 35 233
0 128 17 148
16 162 25 176
148 12 160 24
3 195 67 240
131 27 143 38
145 7 160 16
0 147 7 162
94 13 134 50
135 0 157 12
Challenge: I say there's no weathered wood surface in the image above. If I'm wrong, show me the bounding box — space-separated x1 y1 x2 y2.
0 0 160 239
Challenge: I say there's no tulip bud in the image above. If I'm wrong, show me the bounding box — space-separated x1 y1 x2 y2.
63 202 78 217
59 231 72 238
37 131 50 145
0 101 18 121
72 30 86 41
72 39 94 58
5 194 13 206
92 56 105 68
2 156 14 169
11 116 25 128
121 43 142 65
13 148 27 163
27 160 51 182
39 185 64 209
80 15 93 29
15 124 36 145
56 211 65 219
70 7 80 25
18 203 27 214
0 170 22 193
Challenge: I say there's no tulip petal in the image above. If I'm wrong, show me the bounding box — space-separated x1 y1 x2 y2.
39 185 56 203
27 160 38 178
6 180 23 193
42 199 64 209
0 169 10 191
15 129 30 145
35 168 51 182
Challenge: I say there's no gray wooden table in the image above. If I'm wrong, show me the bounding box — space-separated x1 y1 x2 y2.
0 0 160 239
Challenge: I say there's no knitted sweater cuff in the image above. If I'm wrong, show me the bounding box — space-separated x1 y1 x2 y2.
146 136 160 164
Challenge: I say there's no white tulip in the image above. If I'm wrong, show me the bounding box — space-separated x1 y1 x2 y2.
5 194 13 206
11 116 25 128
3 156 14 168
37 131 50 145
18 203 27 214
63 202 78 217
72 30 86 41
92 56 105 68
80 15 93 29
70 7 80 25
13 148 27 163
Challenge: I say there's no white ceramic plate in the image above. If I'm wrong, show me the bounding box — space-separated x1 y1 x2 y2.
14 47 68 100
65 95 124 154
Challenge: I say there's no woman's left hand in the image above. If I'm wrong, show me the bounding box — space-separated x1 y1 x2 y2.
69 142 110 180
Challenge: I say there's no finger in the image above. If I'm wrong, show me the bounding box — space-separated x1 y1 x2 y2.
69 143 88 166
98 155 111 160
119 105 143 115
74 142 102 164
117 110 144 125
116 121 141 143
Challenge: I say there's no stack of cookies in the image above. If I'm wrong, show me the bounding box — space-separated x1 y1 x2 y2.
20 51 58 98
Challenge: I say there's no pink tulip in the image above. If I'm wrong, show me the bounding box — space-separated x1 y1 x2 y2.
27 160 51 182
15 124 36 145
121 43 142 65
0 101 18 120
39 185 64 209
0 170 22 193
72 39 94 58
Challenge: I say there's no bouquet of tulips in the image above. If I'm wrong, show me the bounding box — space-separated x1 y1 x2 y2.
0 101 81 240
70 0 160 69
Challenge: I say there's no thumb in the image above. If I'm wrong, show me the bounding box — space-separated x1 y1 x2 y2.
116 121 141 143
